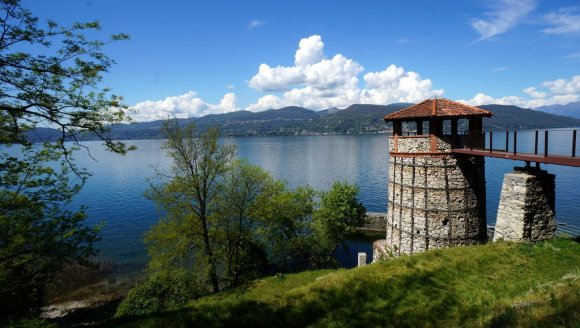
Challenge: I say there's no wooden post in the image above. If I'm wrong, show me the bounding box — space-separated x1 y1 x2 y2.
393 121 402 136
451 118 458 148
505 130 509 152
489 130 493 153
534 130 539 155
513 130 517 155
544 131 549 157
573 130 577 157
416 120 423 135
429 119 442 137
470 132 473 150
468 117 482 133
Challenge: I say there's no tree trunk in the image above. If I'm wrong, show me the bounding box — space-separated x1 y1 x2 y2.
201 216 220 293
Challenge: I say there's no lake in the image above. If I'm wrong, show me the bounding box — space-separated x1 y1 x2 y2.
66 132 580 271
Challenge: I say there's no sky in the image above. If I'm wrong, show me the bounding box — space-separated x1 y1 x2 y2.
23 0 580 122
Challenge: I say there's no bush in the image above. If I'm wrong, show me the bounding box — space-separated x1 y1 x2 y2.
115 271 206 317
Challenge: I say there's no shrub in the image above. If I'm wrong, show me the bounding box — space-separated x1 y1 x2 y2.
115 271 206 317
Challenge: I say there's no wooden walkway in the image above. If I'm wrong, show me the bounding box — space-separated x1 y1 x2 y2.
453 148 580 167
449 129 579 167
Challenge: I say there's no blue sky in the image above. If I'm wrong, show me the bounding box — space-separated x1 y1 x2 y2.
24 0 580 121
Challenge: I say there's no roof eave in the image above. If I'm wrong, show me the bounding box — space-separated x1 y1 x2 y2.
384 113 493 122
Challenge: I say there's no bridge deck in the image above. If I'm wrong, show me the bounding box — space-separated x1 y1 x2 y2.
452 148 580 167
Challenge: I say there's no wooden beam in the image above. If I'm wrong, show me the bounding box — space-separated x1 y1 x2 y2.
416 120 423 135
393 121 402 136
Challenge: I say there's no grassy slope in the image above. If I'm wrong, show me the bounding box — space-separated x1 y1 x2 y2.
113 239 579 327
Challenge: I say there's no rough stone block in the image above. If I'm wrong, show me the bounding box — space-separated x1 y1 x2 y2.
493 168 556 242
358 253 367 267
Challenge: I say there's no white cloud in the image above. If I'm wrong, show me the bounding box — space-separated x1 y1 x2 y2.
360 65 444 104
129 35 444 119
246 35 441 110
245 95 284 112
492 67 509 72
248 20 265 29
523 87 546 99
295 35 324 67
247 35 338 92
471 0 536 41
459 93 497 106
217 93 239 113
542 7 580 35
459 75 580 108
542 76 580 95
131 91 239 122
304 54 363 90
248 64 303 92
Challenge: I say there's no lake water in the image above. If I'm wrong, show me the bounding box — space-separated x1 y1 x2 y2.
66 132 580 271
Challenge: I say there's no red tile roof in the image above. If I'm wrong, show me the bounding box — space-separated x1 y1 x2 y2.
384 98 493 122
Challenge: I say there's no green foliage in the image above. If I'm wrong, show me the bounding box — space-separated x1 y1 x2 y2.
0 144 101 319
115 271 206 318
213 161 273 286
146 120 236 293
255 181 365 271
110 238 580 327
311 182 366 267
139 122 368 318
0 0 132 153
254 184 317 271
0 0 130 320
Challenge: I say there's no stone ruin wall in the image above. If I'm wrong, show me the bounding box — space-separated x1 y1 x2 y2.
362 212 388 231
384 136 486 257
494 169 556 242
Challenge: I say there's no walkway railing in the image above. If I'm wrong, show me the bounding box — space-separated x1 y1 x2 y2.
449 129 580 167
476 129 578 157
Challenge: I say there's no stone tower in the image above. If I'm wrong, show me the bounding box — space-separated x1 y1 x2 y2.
374 99 493 259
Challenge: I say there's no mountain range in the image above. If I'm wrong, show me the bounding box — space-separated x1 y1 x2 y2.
25 103 580 142
535 101 580 119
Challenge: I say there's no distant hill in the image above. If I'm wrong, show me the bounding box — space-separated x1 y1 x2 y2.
318 107 343 115
26 103 580 142
535 101 580 119
480 104 580 130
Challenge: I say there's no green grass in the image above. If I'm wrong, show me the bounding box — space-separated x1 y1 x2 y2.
110 238 580 327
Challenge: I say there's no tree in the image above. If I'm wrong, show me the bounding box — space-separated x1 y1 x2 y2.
213 160 273 287
254 181 365 271
140 123 367 312
0 0 130 319
146 121 236 293
311 181 366 267
254 184 316 271
0 0 131 155
0 145 100 317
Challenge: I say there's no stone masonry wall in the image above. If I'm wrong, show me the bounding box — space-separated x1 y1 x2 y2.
361 212 387 231
389 136 452 153
493 168 556 242
384 154 486 256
